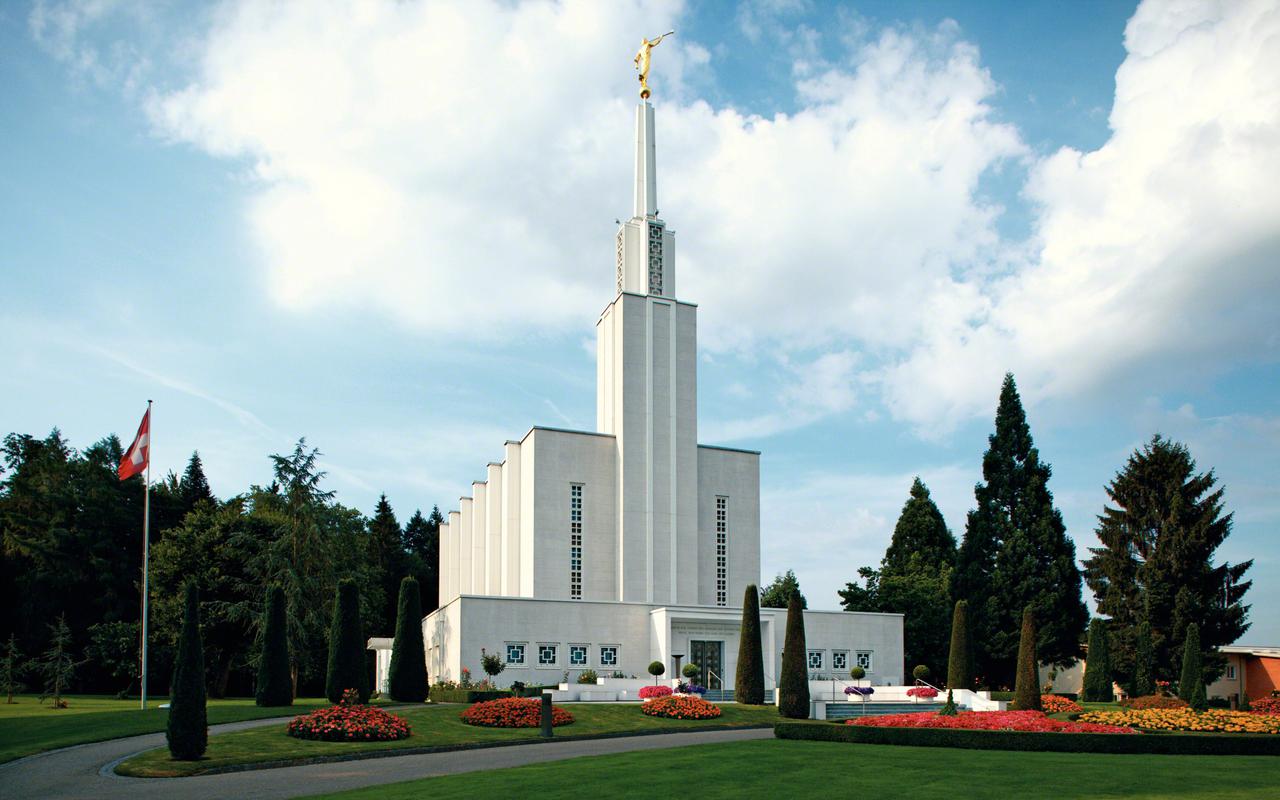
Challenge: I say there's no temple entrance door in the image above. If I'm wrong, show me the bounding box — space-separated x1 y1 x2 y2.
689 640 724 690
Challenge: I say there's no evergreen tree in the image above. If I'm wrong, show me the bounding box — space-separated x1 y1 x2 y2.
1012 607 1041 712
367 494 407 635
1132 619 1155 697
778 595 810 718
883 478 959 573
256 585 292 706
167 582 207 760
402 507 443 613
1081 619 1113 702
325 578 368 704
760 569 806 609
946 600 972 690
1178 622 1205 708
36 615 78 708
1084 436 1250 687
2 634 25 703
734 584 765 704
179 451 215 513
957 374 1087 686
388 577 427 702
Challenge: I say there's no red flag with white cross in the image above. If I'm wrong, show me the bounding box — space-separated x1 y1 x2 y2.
118 408 150 481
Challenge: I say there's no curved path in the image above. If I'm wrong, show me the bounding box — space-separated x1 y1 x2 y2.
0 717 772 799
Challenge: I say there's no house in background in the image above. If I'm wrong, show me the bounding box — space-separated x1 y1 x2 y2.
1208 645 1280 702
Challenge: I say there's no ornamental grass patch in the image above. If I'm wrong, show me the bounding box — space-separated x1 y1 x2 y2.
1079 708 1280 734
460 697 574 728
849 710 1134 734
640 695 722 720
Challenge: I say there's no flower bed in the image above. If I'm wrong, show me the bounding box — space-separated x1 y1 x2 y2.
638 685 673 700
906 686 939 699
1251 697 1280 715
460 697 574 728
1039 695 1083 714
640 695 722 720
844 686 874 697
849 710 1134 734
286 704 411 742
1121 694 1188 710
1080 708 1280 734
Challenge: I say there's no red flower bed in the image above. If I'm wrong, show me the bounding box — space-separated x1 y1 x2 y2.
460 697 575 728
906 686 939 699
1121 694 1188 710
287 704 412 742
848 710 1135 734
641 695 722 720
1040 694 1083 714
639 685 674 700
1252 697 1280 715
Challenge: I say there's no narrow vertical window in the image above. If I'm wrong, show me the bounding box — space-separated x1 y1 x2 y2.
570 483 583 599
716 496 728 606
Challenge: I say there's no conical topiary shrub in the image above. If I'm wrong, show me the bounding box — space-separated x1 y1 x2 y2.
1012 606 1041 712
735 584 765 704
167 581 208 760
1132 619 1155 698
1179 623 1206 710
1081 618 1113 702
778 595 810 719
946 600 972 690
325 578 369 705
256 585 292 706
388 576 427 702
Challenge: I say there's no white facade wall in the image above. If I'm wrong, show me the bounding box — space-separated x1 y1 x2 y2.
457 502 473 596
501 441 522 596
696 446 760 609
471 482 487 594
485 464 503 595
774 609 905 686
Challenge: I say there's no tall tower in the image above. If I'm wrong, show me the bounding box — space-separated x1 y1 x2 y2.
596 99 699 605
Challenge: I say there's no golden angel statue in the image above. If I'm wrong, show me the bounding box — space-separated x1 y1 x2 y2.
634 31 674 99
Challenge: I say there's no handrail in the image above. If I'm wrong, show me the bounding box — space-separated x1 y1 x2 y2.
916 678 943 694
707 668 722 690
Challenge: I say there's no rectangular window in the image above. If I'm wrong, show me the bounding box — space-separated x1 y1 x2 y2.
807 650 823 671
570 484 583 599
505 643 526 666
569 644 588 667
716 496 728 606
1226 665 1237 680
599 645 619 668
832 651 848 672
855 651 873 671
538 643 558 667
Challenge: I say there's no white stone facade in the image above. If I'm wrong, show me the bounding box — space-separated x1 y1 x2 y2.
374 98 904 696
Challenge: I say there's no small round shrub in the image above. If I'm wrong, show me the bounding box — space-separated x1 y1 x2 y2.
850 666 866 681
460 697 574 728
641 695 722 720
912 665 931 682
682 662 701 679
648 661 666 679
639 685 673 700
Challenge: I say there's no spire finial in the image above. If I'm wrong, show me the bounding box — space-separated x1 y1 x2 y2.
634 31 674 100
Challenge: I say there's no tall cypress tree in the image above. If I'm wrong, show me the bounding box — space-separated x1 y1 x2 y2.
325 578 369 704
256 585 292 706
957 374 1087 687
1132 619 1155 697
1012 607 1041 712
735 584 765 704
1178 622 1206 709
946 600 972 690
778 595 810 719
387 577 427 702
1081 619 1113 702
167 581 207 760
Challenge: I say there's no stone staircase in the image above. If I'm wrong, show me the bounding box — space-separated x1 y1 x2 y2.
824 701 946 720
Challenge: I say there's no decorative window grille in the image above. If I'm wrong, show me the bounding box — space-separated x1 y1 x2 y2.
715 497 728 606
832 651 848 672
807 650 823 671
538 643 558 666
616 229 624 293
569 645 588 667
647 223 663 295
570 484 583 599
855 651 873 671
599 645 619 667
505 643 526 665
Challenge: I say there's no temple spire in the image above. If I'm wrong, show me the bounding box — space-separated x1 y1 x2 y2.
634 101 657 219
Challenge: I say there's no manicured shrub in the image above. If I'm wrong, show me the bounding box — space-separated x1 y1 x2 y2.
461 697 574 728
682 662 700 679
256 585 292 707
778 595 810 719
939 689 958 716
1039 694 1083 714
1012 607 1041 713
287 690 411 741
1081 618 1113 702
1131 620 1155 697
912 664 931 682
647 660 666 684
388 577 427 702
735 584 765 704
167 581 208 760
1178 623 1205 710
479 649 505 687
946 600 972 690
639 685 673 700
577 669 599 684
850 665 866 682
1122 694 1189 710
849 710 1134 734
325 579 369 705
641 695 722 720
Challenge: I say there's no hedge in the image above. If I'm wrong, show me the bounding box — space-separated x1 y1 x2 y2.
773 721 1280 756
430 689 512 704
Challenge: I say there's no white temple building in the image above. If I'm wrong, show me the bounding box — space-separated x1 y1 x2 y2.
372 96 904 698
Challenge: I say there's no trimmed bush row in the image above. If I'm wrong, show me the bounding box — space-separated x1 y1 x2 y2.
773 721 1280 756
430 689 511 704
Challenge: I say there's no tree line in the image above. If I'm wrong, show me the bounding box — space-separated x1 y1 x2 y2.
0 430 442 698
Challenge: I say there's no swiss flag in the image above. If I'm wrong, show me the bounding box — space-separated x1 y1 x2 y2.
118 408 150 481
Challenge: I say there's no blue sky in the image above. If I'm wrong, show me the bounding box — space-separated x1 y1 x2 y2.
2 0 1277 643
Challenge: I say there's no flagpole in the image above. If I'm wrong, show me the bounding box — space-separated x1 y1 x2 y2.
141 399 152 711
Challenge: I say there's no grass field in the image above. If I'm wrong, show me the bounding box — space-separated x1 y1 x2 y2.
304 738 1280 800
116 702 784 777
0 694 333 764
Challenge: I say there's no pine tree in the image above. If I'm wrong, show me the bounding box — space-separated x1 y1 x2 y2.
368 494 406 636
1178 622 1205 709
2 634 26 703
1084 436 1250 687
36 615 78 708
946 600 972 690
957 374 1087 687
402 508 442 613
1012 607 1041 712
1081 619 1113 702
388 577 427 702
167 581 208 759
778 595 810 718
760 570 806 609
1132 619 1155 697
256 585 292 706
883 478 958 574
179 451 215 514
735 584 765 704
325 578 368 704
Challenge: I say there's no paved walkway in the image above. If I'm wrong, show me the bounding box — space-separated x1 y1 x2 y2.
0 718 772 800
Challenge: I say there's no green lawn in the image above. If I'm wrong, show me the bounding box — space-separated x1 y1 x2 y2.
0 694 333 764
305 738 1280 800
116 702 784 777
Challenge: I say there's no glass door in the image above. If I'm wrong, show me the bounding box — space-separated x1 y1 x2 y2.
690 640 724 690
